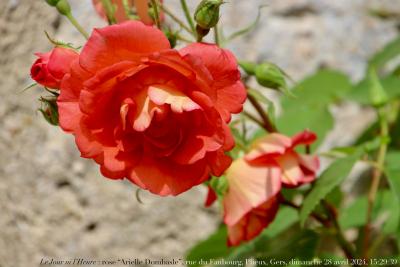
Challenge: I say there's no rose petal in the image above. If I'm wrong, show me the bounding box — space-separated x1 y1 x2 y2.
223 158 281 226
80 21 170 72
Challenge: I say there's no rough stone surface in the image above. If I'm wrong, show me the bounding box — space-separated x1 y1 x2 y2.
0 0 399 266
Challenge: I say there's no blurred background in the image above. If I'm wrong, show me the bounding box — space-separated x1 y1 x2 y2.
0 0 399 266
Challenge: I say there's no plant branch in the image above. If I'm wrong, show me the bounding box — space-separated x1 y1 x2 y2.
247 93 277 133
281 200 330 227
243 111 265 130
159 4 194 36
322 200 356 260
214 25 220 46
150 0 161 29
65 13 89 39
101 0 116 24
363 107 389 259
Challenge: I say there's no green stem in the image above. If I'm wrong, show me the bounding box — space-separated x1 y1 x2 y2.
243 111 265 130
176 34 193 43
180 0 196 33
65 13 89 39
363 107 389 259
247 93 277 132
101 0 116 24
160 4 194 36
150 0 161 29
322 200 356 260
122 0 137 19
214 25 220 46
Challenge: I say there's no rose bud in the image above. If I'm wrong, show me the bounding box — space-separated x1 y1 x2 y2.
194 0 223 29
39 96 59 126
254 62 287 91
30 46 78 89
45 0 60 6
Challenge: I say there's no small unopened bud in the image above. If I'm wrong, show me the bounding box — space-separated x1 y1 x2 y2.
45 0 60 7
56 0 71 16
39 96 59 126
368 68 388 107
194 0 223 30
164 29 178 48
255 63 287 90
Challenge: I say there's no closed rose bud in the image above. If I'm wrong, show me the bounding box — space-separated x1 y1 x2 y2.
55 0 71 16
39 96 59 126
194 0 223 30
255 62 287 90
30 46 79 89
45 0 60 7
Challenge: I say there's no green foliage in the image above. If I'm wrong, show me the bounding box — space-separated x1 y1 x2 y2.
277 105 333 150
185 207 299 266
338 190 398 232
185 226 233 267
208 176 228 199
384 152 400 234
277 70 351 149
368 36 400 71
300 151 361 226
347 75 400 105
281 70 352 107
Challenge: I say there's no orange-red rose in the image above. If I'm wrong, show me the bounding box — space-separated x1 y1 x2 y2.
223 131 319 246
57 21 246 196
30 47 78 89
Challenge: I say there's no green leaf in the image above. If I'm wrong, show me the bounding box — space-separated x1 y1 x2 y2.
338 190 397 230
384 152 400 234
300 152 361 226
277 70 351 149
277 105 334 150
282 70 352 108
386 167 400 203
185 226 233 267
253 229 319 261
369 35 400 71
348 75 400 105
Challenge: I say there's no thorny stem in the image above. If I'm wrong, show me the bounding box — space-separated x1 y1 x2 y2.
150 0 161 29
180 0 196 33
159 4 194 36
322 200 356 260
65 13 89 39
363 107 389 259
247 93 277 133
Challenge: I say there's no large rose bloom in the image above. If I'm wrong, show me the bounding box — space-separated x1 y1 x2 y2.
223 131 319 246
57 21 246 196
